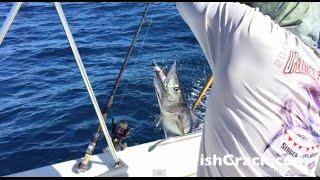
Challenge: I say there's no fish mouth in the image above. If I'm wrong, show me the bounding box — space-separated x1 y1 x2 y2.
153 62 166 105
153 61 182 112
153 62 167 83
155 86 163 108
153 61 176 86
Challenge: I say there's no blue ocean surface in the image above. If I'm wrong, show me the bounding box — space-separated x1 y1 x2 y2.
0 2 211 176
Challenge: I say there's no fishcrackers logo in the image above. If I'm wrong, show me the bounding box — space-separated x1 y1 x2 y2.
283 51 320 80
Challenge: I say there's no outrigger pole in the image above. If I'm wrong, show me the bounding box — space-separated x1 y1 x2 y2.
53 2 122 171
0 1 121 171
0 2 22 46
76 2 151 172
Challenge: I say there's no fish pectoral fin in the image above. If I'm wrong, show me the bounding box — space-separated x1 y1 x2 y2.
176 119 185 135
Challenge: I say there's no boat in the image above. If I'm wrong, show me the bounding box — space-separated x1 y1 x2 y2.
7 132 201 177
2 2 320 177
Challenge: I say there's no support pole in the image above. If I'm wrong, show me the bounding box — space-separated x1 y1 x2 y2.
54 2 120 169
0 2 22 46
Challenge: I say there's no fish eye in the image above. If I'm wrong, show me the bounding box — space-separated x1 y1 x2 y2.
174 85 180 91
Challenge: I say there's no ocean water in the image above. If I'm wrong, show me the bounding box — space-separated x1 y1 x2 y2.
0 2 211 176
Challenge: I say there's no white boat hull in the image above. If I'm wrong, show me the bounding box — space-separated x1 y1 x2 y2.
7 132 202 177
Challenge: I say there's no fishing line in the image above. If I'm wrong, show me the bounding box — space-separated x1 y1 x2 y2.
114 2 158 112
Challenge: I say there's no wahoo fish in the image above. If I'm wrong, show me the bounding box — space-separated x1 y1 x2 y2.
153 61 199 138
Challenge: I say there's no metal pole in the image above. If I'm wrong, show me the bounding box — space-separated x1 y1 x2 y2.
54 2 120 167
0 2 22 46
77 2 151 172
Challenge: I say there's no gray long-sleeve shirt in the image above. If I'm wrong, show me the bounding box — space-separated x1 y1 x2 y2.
177 2 320 177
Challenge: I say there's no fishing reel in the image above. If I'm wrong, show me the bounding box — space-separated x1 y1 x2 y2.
109 118 131 151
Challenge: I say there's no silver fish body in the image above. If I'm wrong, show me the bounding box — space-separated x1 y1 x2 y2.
153 61 198 138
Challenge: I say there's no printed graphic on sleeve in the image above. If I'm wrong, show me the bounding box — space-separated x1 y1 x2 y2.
263 80 320 175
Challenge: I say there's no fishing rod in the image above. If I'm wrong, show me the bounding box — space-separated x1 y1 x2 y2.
77 2 151 173
192 75 214 111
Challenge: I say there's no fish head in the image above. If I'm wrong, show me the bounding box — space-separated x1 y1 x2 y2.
153 61 185 112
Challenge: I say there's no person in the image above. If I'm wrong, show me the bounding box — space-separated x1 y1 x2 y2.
176 2 320 177
111 118 130 151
